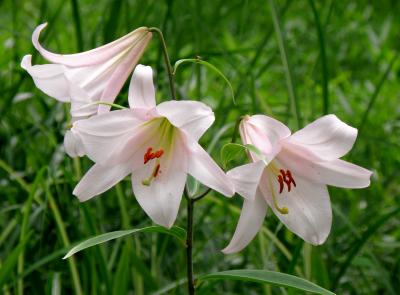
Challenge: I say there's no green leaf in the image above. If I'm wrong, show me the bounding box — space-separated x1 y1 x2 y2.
198 270 335 295
220 143 266 168
174 58 235 104
63 226 186 259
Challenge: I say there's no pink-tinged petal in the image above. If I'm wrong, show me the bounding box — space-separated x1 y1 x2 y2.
132 171 186 228
73 162 132 202
240 115 290 162
128 65 156 109
73 109 146 136
278 149 372 188
227 161 265 200
185 136 234 197
156 101 215 141
283 114 357 161
97 33 153 113
69 85 98 118
72 109 153 165
32 23 151 67
132 134 188 228
64 130 85 157
21 55 70 102
248 115 291 143
259 172 332 245
222 190 268 254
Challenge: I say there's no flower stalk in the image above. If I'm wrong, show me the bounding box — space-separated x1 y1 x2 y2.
186 196 195 295
149 27 177 100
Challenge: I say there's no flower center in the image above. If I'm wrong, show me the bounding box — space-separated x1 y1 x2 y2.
267 162 296 215
141 147 164 186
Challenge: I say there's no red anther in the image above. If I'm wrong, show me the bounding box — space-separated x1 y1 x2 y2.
153 164 161 178
277 169 296 193
154 149 164 158
286 170 296 187
144 147 153 164
278 175 284 193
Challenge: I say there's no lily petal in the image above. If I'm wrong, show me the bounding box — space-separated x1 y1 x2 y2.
278 148 372 188
21 55 70 102
72 109 152 165
131 134 187 228
240 115 290 161
185 136 234 197
156 101 214 141
284 114 357 161
97 33 152 113
128 65 156 109
32 23 150 66
73 162 132 202
259 172 332 245
227 160 265 200
64 130 85 158
222 190 268 254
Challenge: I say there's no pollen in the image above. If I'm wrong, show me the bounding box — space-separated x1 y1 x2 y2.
144 147 164 164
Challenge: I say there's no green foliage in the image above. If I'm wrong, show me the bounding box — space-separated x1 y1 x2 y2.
198 270 335 295
64 226 187 259
1 0 399 294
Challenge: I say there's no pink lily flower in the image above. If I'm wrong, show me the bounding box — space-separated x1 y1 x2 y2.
21 23 152 157
71 65 235 228
223 114 372 253
21 23 152 117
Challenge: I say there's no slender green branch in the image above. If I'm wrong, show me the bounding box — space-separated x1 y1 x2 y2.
186 198 195 295
149 27 177 100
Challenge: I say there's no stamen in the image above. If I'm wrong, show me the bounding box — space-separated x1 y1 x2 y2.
277 169 296 193
267 174 288 214
153 164 161 178
278 175 284 194
144 147 164 164
142 160 162 186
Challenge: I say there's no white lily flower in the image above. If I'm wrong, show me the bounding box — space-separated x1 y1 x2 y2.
223 114 372 253
21 23 152 117
72 65 235 228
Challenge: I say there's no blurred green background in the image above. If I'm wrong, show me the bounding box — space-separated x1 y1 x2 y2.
1 0 399 294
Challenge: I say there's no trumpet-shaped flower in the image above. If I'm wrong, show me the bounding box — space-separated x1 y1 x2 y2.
72 65 235 228
21 23 152 117
223 114 372 253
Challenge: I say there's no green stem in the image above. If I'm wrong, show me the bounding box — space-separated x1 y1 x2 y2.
186 198 195 295
149 27 177 100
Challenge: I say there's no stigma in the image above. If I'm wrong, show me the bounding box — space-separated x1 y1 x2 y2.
142 147 164 186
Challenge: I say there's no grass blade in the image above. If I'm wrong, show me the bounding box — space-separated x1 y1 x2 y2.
308 0 329 114
268 0 301 128
332 207 400 289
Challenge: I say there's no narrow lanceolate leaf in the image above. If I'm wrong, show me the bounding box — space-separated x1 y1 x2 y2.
173 58 236 104
198 270 335 295
220 143 265 168
63 226 186 259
